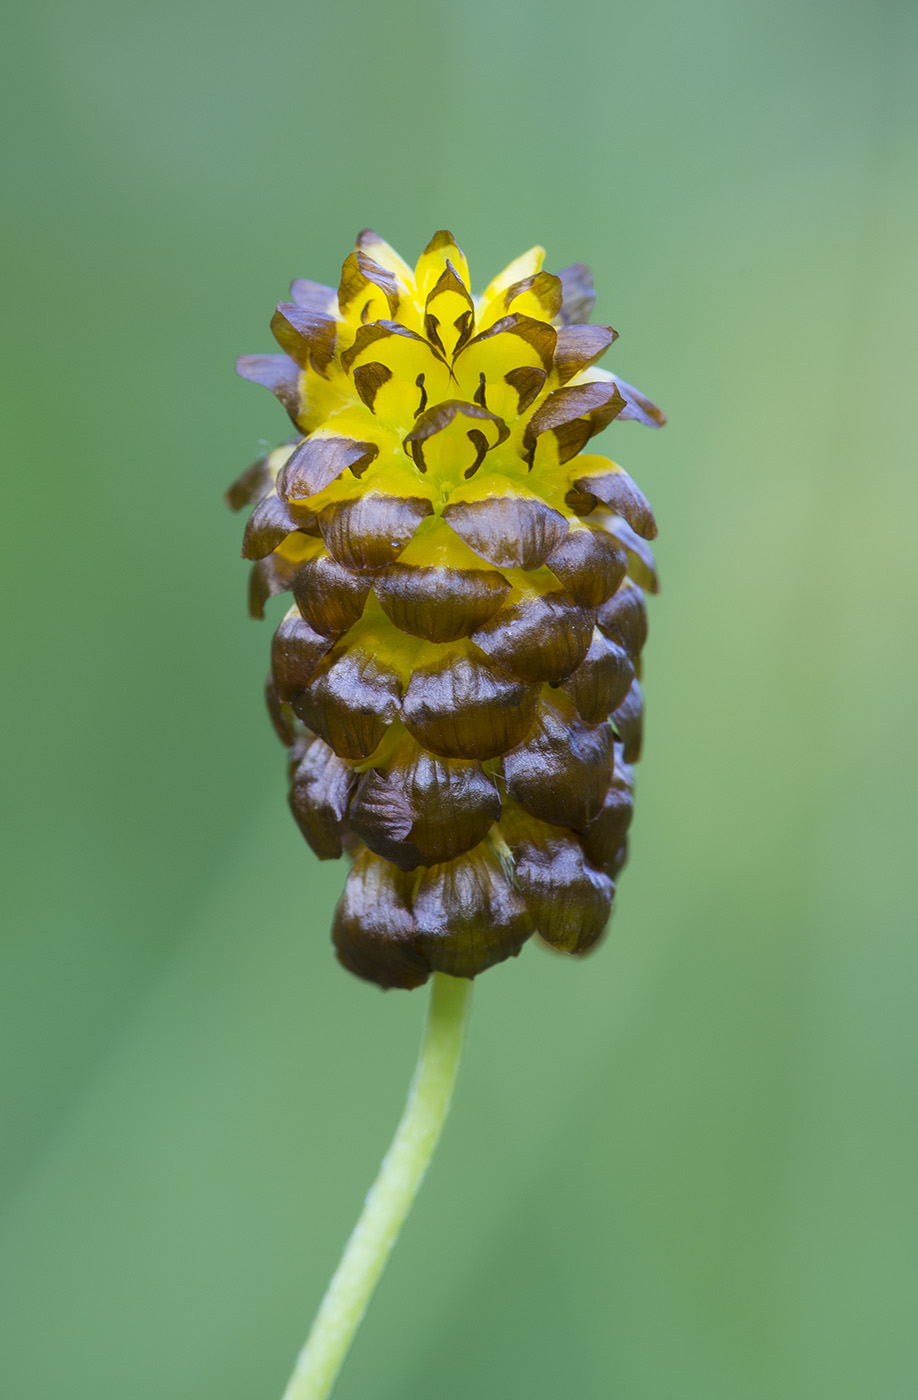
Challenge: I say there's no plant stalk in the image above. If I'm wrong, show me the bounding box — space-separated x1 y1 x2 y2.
281 972 473 1400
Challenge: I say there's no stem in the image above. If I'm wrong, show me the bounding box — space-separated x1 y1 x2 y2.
281 972 474 1400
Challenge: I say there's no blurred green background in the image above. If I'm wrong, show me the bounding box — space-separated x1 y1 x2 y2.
2 0 917 1396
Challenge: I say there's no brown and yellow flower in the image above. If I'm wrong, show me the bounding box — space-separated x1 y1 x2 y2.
229 230 664 988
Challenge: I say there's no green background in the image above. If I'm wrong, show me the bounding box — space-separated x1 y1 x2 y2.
2 0 916 1396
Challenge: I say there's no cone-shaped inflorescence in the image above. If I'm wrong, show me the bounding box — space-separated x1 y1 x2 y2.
229 231 665 988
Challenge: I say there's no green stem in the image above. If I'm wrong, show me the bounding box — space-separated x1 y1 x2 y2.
281 972 474 1400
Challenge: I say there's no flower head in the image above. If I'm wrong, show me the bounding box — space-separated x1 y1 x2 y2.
229 231 664 988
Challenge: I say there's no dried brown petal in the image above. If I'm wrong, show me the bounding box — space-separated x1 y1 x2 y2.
411 845 533 979
442 493 568 570
502 697 614 828
288 734 357 860
374 563 510 642
402 650 538 760
338 251 401 319
596 580 649 660
607 839 629 879
604 518 660 594
292 554 371 637
278 435 379 502
571 466 658 540
555 263 596 326
271 609 336 701
503 365 547 414
351 362 393 414
248 553 301 619
561 628 635 723
504 271 563 319
293 648 401 760
460 313 557 375
225 453 274 512
544 525 628 607
235 354 302 419
525 381 626 464
553 324 617 384
270 303 337 375
350 751 500 870
509 824 614 954
611 678 644 762
604 374 667 427
265 674 297 747
470 588 594 684
289 277 338 313
577 752 635 873
318 494 434 571
242 492 318 560
333 850 429 990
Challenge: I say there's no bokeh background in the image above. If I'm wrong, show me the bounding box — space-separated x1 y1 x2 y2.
2 1 917 1396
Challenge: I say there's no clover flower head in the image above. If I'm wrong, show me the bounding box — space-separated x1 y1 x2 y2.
229 230 665 988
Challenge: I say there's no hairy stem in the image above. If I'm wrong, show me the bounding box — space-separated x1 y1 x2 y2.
281 972 474 1400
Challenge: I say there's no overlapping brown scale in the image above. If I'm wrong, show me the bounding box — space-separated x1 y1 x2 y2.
563 483 602 518
571 464 658 540
292 645 402 761
607 839 629 879
235 353 302 421
402 648 539 760
287 733 357 860
501 694 614 828
225 452 274 512
544 524 628 607
350 744 501 870
374 561 510 642
524 380 626 465
554 263 597 326
442 491 569 570
470 587 594 684
403 401 508 477
270 607 337 702
604 518 660 594
560 627 635 723
577 748 635 874
610 678 644 762
338 251 401 320
318 493 434 571
265 674 297 748
249 553 303 619
278 435 379 502
270 302 337 376
596 579 649 661
289 277 338 314
504 814 614 955
333 849 430 990
241 491 320 560
292 553 372 637
553 324 618 384
410 843 533 979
